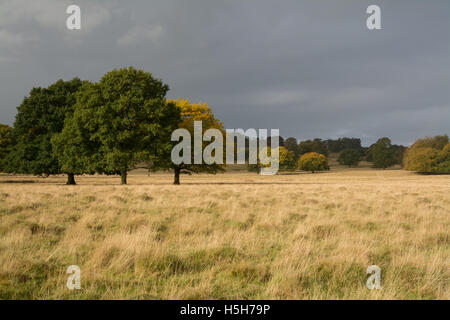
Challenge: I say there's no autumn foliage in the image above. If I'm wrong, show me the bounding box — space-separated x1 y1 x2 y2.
404 135 450 174
297 152 329 173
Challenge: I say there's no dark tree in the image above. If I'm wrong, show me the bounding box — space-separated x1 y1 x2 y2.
337 149 361 167
371 137 396 169
326 138 362 153
267 136 284 147
4 78 83 184
298 138 328 156
391 144 406 166
284 137 299 158
0 124 14 172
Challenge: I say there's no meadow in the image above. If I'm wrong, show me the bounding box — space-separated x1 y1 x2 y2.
0 168 448 299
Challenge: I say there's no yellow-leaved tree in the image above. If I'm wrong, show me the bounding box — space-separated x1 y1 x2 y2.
168 98 225 184
404 135 450 173
297 152 329 173
255 146 295 172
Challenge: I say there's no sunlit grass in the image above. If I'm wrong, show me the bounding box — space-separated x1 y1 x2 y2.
0 169 448 299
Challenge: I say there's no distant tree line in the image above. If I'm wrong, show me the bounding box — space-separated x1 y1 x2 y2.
279 136 405 169
326 138 363 153
267 135 447 173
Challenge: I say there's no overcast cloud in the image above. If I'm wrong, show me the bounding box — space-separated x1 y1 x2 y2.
0 0 449 146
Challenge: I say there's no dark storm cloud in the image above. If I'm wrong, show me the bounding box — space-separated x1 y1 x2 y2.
0 0 448 146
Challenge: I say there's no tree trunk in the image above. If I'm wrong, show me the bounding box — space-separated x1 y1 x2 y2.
174 167 180 185
66 173 76 185
121 170 127 185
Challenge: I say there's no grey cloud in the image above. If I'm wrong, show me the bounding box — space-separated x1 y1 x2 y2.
0 0 448 146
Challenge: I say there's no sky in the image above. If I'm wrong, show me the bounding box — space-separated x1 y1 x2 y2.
0 0 449 146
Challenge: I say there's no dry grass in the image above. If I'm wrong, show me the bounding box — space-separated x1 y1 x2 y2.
0 169 448 299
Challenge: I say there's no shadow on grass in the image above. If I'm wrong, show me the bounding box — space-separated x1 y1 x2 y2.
73 181 335 186
0 180 36 184
414 172 450 175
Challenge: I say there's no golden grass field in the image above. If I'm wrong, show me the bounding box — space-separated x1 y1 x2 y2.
0 168 449 299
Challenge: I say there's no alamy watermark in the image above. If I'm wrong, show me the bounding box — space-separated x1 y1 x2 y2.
66 4 381 31
366 5 381 30
171 121 280 175
66 5 81 30
366 265 382 290
66 265 81 290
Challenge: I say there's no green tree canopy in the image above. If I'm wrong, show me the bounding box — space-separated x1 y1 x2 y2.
337 149 361 167
279 146 296 171
390 144 406 166
284 137 299 158
367 137 398 169
298 139 328 157
4 78 83 183
297 152 329 173
326 138 362 153
51 82 106 184
53 67 180 184
0 124 14 171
